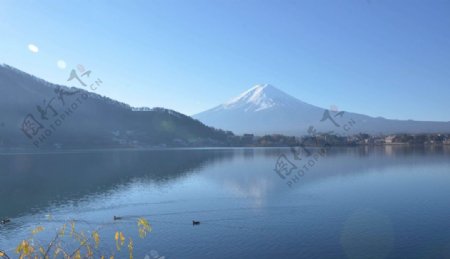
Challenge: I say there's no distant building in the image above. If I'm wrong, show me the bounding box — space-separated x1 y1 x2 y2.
373 137 385 145
385 135 397 144
364 138 373 144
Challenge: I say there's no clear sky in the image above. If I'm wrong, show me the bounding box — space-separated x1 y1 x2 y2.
1 0 449 121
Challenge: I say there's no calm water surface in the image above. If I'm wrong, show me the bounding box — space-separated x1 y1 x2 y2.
1 146 450 258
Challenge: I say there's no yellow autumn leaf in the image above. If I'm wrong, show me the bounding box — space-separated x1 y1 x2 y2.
115 231 125 250
137 218 152 238
120 232 125 244
16 240 34 256
92 231 100 248
70 221 75 236
59 223 67 236
32 226 44 235
128 238 134 259
87 245 93 257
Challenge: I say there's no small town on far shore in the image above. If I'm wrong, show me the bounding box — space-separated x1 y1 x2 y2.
240 133 450 147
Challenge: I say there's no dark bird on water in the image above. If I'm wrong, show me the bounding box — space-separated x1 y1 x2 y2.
0 218 10 224
192 220 200 225
113 216 122 221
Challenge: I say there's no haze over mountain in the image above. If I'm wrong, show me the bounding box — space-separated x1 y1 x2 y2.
0 65 233 149
194 84 450 136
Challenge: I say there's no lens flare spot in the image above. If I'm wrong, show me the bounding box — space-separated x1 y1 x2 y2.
28 44 39 53
57 60 67 69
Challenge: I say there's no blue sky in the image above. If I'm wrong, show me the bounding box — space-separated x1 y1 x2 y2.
1 0 449 121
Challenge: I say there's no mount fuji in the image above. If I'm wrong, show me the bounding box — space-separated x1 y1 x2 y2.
193 84 450 136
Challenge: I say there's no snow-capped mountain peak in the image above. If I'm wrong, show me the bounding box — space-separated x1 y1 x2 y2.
194 83 450 135
221 84 299 112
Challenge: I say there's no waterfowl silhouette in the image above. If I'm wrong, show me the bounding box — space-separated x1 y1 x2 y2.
113 216 122 221
192 220 200 225
0 218 10 224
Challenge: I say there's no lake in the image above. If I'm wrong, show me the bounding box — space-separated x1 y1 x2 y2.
1 146 450 258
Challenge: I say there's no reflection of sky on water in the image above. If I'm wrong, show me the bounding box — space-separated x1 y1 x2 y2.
1 146 450 258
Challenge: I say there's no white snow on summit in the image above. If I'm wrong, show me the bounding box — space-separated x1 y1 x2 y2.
220 84 304 112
